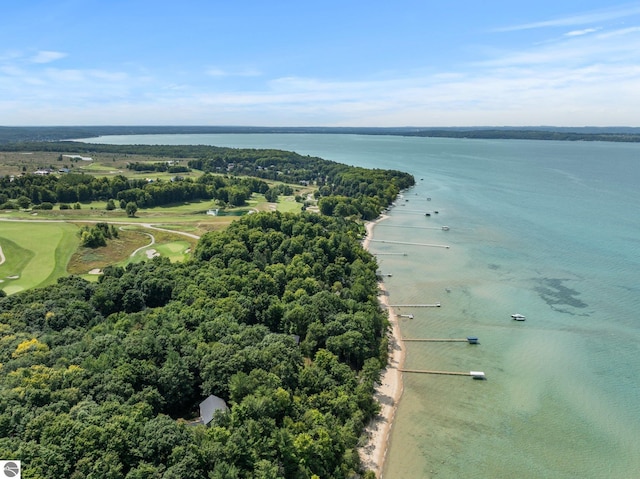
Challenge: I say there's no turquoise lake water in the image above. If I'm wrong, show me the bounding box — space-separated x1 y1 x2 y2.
83 134 640 478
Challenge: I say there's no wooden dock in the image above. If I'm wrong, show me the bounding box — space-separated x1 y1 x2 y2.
369 239 450 249
390 208 428 213
377 224 447 231
403 338 476 343
390 303 441 307
400 369 486 379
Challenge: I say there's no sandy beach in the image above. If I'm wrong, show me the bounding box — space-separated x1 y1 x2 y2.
359 215 406 478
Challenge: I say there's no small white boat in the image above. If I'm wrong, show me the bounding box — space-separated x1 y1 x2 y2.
511 313 526 321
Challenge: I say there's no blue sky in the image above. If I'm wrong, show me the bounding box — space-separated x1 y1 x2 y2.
2 0 640 126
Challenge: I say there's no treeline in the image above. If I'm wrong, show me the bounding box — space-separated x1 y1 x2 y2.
400 128 640 142
3 126 640 144
0 212 386 478
0 173 268 209
126 161 190 174
1 142 415 218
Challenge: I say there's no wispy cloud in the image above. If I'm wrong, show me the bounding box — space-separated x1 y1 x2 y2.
596 25 640 38
0 50 22 62
206 67 261 77
4 50 640 126
565 27 600 37
30 50 67 63
494 4 640 32
477 22 640 69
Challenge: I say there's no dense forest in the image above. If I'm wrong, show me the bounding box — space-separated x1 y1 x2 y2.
0 212 388 478
0 140 418 477
0 143 414 220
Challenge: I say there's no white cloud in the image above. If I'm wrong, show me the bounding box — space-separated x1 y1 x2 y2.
31 50 67 63
6 57 639 126
477 21 640 69
565 27 600 37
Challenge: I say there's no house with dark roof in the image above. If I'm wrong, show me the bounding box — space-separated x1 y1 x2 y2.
198 395 229 426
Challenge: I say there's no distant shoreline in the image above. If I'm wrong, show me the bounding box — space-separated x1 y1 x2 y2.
3 125 640 145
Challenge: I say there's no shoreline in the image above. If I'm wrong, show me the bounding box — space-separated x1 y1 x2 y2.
359 214 406 478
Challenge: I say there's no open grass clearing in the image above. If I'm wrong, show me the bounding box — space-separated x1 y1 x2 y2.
0 238 34 283
0 221 80 294
277 196 304 213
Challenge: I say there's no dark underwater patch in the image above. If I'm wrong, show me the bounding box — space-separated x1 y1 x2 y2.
534 277 588 310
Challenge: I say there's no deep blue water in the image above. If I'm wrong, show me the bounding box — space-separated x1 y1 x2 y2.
82 133 640 478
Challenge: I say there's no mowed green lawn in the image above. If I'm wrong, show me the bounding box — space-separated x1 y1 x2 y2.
153 241 192 263
126 240 192 266
0 221 80 295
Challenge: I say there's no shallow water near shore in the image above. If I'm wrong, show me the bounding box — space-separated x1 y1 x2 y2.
86 133 640 478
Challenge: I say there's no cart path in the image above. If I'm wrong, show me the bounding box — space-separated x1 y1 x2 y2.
0 217 201 240
129 230 156 257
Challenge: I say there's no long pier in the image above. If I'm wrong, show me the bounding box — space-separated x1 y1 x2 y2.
400 369 486 379
389 303 441 307
369 239 450 249
390 208 429 213
375 252 408 256
404 338 471 342
376 224 445 231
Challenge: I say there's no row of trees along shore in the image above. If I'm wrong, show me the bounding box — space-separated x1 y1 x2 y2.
0 142 415 478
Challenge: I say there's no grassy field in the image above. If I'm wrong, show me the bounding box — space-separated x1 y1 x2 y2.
0 150 199 180
0 221 80 295
0 151 312 294
127 240 192 266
